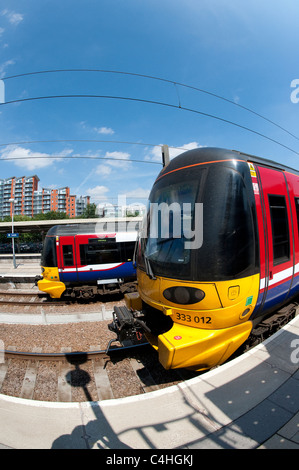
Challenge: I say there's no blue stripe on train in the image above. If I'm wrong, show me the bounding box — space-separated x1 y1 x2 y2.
60 262 136 283
253 274 299 317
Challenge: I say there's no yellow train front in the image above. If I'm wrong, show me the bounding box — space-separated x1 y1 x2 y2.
110 147 299 371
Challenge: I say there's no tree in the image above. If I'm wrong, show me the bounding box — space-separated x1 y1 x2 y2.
79 203 97 218
33 211 69 220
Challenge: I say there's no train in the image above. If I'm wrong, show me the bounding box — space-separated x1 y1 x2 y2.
109 147 299 371
36 223 138 299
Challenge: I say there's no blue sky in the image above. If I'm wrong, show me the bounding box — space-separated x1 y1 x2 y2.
0 0 299 209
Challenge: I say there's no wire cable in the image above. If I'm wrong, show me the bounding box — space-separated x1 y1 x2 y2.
0 139 186 152
1 93 299 157
0 153 163 165
3 68 298 142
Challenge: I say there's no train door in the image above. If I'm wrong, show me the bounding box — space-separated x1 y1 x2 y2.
58 236 78 282
257 166 294 314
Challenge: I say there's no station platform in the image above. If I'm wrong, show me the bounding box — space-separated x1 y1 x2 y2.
0 259 40 285
0 315 298 449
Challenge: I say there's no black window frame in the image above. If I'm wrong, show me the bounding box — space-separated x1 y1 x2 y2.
268 194 290 265
79 238 136 265
62 244 74 267
41 236 57 267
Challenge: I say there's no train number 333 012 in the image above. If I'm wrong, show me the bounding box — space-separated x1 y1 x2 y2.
175 312 212 324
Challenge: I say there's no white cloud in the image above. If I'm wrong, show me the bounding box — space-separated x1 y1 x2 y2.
96 164 112 176
86 185 109 202
120 187 150 200
0 59 15 77
95 150 131 177
0 145 73 171
93 126 115 135
104 151 130 167
8 13 23 25
1 10 23 25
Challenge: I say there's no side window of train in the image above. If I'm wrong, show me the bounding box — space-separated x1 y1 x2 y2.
79 238 121 265
62 245 74 266
268 195 290 265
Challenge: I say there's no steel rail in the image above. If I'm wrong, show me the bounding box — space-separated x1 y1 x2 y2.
1 342 150 362
0 299 64 306
0 291 69 306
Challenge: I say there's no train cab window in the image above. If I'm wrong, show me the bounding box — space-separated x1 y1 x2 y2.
268 195 290 265
62 245 74 266
41 236 57 267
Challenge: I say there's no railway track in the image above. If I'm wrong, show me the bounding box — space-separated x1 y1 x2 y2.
0 290 122 318
0 290 67 306
0 342 197 402
0 290 125 312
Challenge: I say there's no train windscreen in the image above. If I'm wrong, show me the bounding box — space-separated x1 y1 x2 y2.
138 163 256 281
41 236 57 267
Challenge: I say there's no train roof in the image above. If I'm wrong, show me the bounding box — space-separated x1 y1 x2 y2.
159 147 299 178
46 221 140 236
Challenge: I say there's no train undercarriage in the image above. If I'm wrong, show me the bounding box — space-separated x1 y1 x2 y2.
62 280 137 299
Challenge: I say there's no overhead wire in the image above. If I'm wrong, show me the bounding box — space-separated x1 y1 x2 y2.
0 139 186 152
3 68 299 142
0 153 163 165
1 93 299 157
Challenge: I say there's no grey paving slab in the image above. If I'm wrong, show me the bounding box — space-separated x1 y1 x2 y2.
276 412 299 443
199 355 290 422
232 398 293 444
268 377 299 414
259 434 299 449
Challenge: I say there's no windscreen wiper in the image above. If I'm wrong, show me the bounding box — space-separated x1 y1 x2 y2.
144 255 156 280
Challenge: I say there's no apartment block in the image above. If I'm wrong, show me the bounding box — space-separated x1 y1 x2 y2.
75 195 91 217
0 175 39 218
0 175 90 219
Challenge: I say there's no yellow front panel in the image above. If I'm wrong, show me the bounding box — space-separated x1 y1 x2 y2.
157 321 253 370
37 266 65 298
138 269 260 330
138 269 161 304
42 266 60 282
37 278 66 298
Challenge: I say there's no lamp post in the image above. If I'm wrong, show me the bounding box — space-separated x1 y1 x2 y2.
8 197 17 269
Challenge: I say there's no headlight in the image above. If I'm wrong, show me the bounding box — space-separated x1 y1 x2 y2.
163 286 205 305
